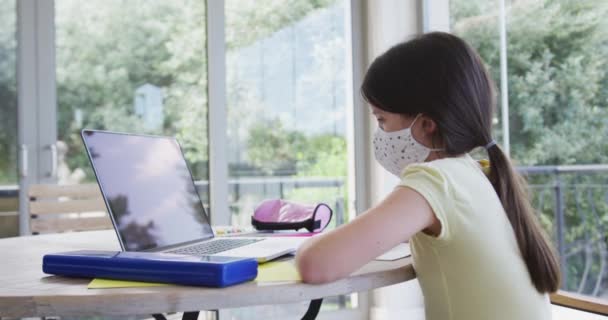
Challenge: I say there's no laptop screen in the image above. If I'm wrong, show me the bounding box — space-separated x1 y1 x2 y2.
82 130 214 251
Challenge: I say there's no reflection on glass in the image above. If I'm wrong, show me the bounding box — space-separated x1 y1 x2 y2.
451 0 608 299
225 0 350 229
55 1 209 202
82 131 213 251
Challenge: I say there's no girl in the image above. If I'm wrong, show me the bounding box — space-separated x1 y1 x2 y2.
296 32 560 319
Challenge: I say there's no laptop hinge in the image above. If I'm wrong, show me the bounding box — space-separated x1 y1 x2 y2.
142 234 215 252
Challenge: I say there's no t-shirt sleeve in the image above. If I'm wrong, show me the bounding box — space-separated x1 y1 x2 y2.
398 163 453 243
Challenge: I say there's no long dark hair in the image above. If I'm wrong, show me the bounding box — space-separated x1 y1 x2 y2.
361 32 560 293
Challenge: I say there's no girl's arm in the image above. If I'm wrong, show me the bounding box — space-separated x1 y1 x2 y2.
295 186 438 284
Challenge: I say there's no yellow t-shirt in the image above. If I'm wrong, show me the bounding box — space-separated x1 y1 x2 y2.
399 154 551 320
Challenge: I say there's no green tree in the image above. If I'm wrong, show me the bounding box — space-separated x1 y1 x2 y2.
56 1 206 178
246 119 307 175
296 134 347 177
0 0 17 183
452 0 608 166
245 116 347 177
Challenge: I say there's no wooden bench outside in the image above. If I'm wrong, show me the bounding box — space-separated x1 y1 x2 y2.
28 184 112 234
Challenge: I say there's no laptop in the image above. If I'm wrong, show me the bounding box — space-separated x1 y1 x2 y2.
81 129 306 262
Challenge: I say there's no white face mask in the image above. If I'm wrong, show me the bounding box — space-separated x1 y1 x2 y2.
373 114 441 177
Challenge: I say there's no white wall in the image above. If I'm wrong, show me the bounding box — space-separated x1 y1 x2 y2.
363 1 426 319
365 1 420 202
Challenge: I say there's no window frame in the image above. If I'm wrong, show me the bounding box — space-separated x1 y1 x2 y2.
206 0 230 226
17 0 57 235
551 291 608 316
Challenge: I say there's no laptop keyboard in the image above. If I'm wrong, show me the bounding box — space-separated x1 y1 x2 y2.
167 238 264 256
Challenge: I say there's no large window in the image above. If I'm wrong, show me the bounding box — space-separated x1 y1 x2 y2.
55 0 209 202
225 0 352 229
0 0 18 237
451 0 608 300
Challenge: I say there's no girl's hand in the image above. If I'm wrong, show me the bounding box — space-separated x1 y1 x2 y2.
295 186 439 284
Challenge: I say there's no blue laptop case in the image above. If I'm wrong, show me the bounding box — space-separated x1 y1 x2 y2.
43 250 258 287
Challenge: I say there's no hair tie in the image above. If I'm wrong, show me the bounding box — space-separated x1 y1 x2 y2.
484 140 497 150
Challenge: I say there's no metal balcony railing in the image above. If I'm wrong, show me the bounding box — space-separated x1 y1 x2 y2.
519 165 608 297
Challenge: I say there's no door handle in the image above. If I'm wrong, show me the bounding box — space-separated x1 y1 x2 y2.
49 143 57 178
19 144 28 178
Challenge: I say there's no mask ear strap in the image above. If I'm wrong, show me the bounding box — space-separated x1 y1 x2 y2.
412 114 445 152
251 217 312 232
310 203 333 232
410 114 422 128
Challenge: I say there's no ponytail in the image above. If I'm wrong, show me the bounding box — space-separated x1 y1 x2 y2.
487 144 561 293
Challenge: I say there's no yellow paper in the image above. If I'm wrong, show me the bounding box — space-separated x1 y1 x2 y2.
88 278 170 289
87 260 301 289
255 260 301 283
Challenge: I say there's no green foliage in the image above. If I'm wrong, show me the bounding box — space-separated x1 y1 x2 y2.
0 0 17 184
296 134 347 177
452 0 608 166
245 116 347 177
246 119 306 175
55 0 209 180
52 0 344 183
1 0 346 184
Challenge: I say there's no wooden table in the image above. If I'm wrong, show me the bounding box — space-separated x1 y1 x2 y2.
0 230 415 319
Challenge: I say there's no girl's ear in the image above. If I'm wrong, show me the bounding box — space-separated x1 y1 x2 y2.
420 117 444 150
420 116 439 135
